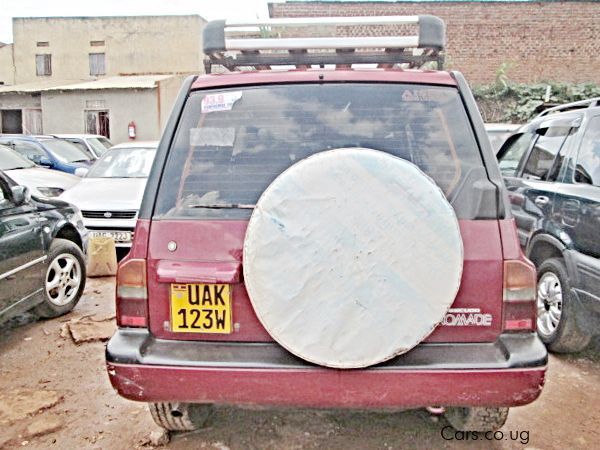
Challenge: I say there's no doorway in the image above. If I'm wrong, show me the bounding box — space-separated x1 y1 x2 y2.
1 110 23 133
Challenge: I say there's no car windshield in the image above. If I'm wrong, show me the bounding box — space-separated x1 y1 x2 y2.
42 139 92 163
0 145 36 170
88 137 112 156
86 147 156 178
66 140 95 159
155 83 483 219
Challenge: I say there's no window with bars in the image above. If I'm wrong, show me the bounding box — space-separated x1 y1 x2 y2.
35 54 52 76
85 110 110 138
89 53 106 76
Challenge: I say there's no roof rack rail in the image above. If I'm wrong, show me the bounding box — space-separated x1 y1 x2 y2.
536 97 600 117
202 15 445 74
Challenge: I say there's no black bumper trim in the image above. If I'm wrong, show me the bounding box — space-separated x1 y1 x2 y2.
106 331 547 371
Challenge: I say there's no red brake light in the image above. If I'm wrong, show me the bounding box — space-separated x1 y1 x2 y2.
116 258 148 328
503 260 537 332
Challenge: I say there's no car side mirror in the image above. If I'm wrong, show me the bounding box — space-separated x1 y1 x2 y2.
10 185 30 206
74 167 89 177
38 156 53 167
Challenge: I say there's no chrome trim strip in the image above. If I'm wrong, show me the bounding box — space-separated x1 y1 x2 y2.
1 288 43 312
0 256 47 281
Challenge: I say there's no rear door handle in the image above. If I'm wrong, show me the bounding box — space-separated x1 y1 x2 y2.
534 196 550 208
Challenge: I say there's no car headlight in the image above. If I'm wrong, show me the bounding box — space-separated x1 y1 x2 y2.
37 186 65 197
66 205 85 229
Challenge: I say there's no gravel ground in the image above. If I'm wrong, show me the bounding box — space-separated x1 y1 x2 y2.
1 277 598 449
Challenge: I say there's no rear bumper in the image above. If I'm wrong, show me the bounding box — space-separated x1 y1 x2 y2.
107 330 547 408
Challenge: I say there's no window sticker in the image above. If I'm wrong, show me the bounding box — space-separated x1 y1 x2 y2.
401 89 451 103
201 91 243 113
190 127 236 147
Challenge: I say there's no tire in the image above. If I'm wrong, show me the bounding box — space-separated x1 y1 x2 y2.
34 238 86 318
149 403 213 431
243 148 463 368
536 258 590 353
444 407 509 432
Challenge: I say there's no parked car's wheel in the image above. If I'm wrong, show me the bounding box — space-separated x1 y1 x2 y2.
149 403 213 431
444 407 508 432
536 258 590 353
34 238 86 318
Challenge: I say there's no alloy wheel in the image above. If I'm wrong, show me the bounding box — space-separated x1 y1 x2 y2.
45 253 82 306
536 271 563 337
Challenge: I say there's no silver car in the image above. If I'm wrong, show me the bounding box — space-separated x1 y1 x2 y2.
59 141 158 248
484 123 521 154
0 144 80 197
50 134 113 160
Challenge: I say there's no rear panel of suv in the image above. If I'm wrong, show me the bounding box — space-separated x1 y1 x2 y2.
145 73 506 344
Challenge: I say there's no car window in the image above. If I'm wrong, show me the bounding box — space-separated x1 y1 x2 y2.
522 127 570 180
66 139 94 158
42 139 91 163
574 115 600 187
13 141 46 159
155 83 483 219
0 145 36 170
88 138 110 156
86 147 156 178
547 129 577 182
498 133 534 176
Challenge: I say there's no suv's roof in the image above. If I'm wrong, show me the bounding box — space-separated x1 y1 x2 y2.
519 108 594 135
191 68 457 91
536 97 600 118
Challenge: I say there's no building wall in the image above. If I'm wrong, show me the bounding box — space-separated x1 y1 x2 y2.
0 93 40 109
41 89 159 144
269 1 600 85
157 75 187 131
0 44 15 85
12 15 205 84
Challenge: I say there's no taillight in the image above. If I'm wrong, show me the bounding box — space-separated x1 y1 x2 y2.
116 258 148 327
503 260 537 332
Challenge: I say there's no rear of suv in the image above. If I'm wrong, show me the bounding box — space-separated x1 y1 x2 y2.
106 16 547 433
497 98 600 352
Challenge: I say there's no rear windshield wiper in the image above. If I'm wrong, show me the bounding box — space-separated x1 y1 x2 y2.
188 203 256 210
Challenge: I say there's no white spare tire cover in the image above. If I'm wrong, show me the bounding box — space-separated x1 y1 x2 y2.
243 148 463 369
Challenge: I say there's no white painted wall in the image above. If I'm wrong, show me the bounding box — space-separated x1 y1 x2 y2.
0 44 15 85
41 88 159 144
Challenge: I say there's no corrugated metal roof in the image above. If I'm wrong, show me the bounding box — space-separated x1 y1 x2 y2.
43 75 174 91
0 79 80 94
0 75 174 94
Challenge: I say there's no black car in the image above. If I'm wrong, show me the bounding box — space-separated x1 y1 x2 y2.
0 171 88 324
497 98 600 352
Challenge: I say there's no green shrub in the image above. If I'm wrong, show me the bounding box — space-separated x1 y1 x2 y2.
473 82 600 123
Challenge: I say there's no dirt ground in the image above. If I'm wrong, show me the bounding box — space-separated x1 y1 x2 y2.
1 277 599 450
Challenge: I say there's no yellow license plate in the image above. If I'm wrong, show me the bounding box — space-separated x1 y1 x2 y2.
170 284 232 333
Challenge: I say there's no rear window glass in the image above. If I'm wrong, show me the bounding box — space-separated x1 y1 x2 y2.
155 83 483 219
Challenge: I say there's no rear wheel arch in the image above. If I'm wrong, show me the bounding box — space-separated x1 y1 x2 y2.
527 234 565 268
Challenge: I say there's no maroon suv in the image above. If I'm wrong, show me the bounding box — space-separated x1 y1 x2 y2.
106 15 546 433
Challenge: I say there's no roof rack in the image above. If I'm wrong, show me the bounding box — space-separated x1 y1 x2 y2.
202 15 445 74
536 97 600 117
